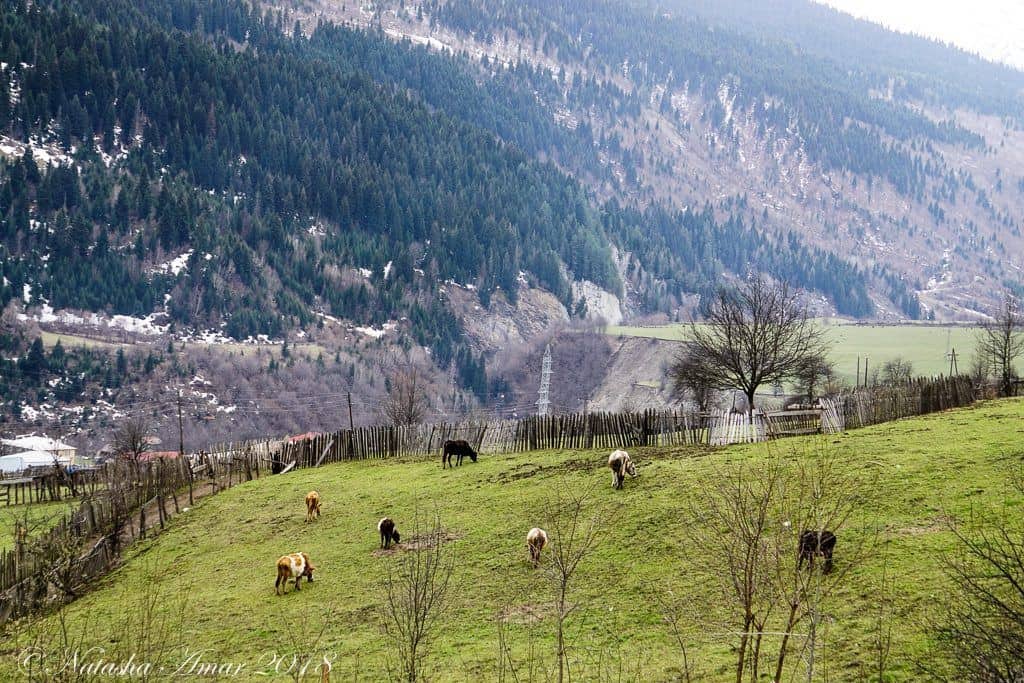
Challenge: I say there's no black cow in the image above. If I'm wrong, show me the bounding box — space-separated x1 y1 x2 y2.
378 517 401 549
441 440 478 468
797 530 836 573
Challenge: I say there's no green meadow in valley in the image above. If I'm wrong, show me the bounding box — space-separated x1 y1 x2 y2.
606 321 981 384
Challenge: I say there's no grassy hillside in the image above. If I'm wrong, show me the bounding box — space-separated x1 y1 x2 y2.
606 321 981 383
4 400 1023 680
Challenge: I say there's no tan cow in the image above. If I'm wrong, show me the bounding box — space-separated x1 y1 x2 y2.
305 491 321 521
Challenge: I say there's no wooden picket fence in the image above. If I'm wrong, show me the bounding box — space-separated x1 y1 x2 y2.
203 375 982 470
833 375 975 430
206 410 716 470
0 452 266 625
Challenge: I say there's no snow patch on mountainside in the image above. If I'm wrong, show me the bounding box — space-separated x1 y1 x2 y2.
354 322 398 339
153 250 193 276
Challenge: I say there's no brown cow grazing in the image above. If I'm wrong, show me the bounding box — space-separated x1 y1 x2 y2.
275 552 315 595
378 517 401 549
305 491 321 522
526 527 548 568
797 530 836 573
442 440 478 468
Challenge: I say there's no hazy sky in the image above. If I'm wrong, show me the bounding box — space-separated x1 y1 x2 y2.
814 0 1024 71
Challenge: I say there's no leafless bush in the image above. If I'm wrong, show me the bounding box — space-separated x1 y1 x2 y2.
880 357 914 385
14 562 192 683
793 357 837 402
682 443 866 683
656 591 698 683
927 476 1024 681
540 481 608 683
378 512 454 682
668 352 716 411
14 603 102 683
271 600 340 682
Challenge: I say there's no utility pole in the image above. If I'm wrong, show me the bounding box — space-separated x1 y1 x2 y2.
856 357 861 389
948 347 959 376
177 390 184 458
179 389 192 506
536 343 552 417
347 392 354 431
864 357 869 387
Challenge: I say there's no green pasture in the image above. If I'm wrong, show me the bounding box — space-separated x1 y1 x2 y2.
606 320 981 383
2 399 1023 680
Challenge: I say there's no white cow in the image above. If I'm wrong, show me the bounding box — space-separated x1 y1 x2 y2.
526 527 548 568
608 449 637 490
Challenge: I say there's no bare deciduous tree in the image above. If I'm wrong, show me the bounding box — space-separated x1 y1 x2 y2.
685 456 783 683
770 450 863 681
880 357 914 385
669 352 717 411
977 293 1023 397
793 356 836 402
113 418 150 463
968 349 992 388
381 366 430 427
379 512 454 682
671 279 829 418
541 482 607 683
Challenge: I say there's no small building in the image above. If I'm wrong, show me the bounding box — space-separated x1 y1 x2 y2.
0 450 70 474
287 432 322 443
1 436 78 464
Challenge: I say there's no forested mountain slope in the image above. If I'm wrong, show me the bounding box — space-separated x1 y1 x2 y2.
0 0 881 346
311 0 1024 320
0 0 902 437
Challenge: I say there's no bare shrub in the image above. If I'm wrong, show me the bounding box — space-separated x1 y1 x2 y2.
270 601 340 682
927 476 1024 681
669 352 716 411
793 357 837 402
880 357 914 385
540 481 608 683
14 562 192 683
378 512 454 682
682 443 865 683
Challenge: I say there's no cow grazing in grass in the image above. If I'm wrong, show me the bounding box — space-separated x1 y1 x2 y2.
305 491 321 522
378 517 401 549
275 552 315 595
608 449 637 490
442 440 478 468
798 530 836 573
526 527 548 568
